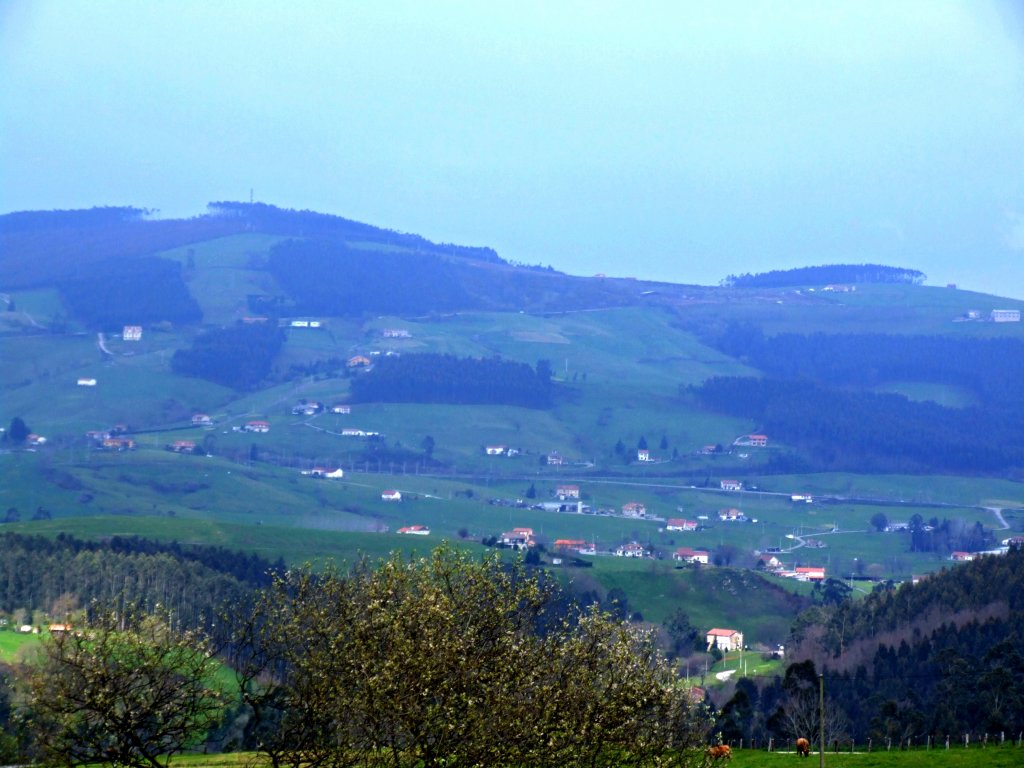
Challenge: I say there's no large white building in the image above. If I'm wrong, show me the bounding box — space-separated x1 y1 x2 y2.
990 309 1021 323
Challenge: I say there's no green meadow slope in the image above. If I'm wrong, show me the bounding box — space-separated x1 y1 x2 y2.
3 215 1024 646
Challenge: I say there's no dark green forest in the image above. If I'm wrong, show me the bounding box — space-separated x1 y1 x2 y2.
349 354 554 408
58 256 203 330
717 547 1024 744
208 202 503 264
0 532 283 634
171 322 285 390
267 239 476 317
692 329 1024 475
722 264 925 288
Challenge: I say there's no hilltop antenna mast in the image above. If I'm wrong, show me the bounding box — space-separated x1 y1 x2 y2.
250 188 254 204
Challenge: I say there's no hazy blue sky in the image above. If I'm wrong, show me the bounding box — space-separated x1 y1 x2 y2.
3 1 1024 296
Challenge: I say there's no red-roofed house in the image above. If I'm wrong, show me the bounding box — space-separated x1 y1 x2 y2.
666 518 697 532
398 525 430 535
733 434 768 447
673 547 710 565
556 484 580 500
245 420 270 433
720 479 743 491
499 528 535 550
706 628 744 652
554 539 595 555
951 551 976 562
614 542 647 558
795 566 826 581
381 490 402 502
621 501 647 517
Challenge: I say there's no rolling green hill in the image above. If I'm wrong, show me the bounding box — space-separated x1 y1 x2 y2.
3 204 1024 648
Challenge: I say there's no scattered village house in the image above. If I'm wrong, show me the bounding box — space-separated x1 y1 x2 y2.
720 479 743 491
398 525 430 535
77 377 97 387
951 551 976 562
556 484 580 500
245 420 270 433
673 547 710 565
331 404 352 414
718 507 747 522
191 413 213 426
758 554 785 571
382 328 411 338
795 566 826 581
614 541 647 558
381 490 403 502
499 527 535 550
637 448 651 462
347 355 372 368
733 434 767 447
101 437 135 451
122 325 142 341
621 501 647 518
553 539 595 555
990 309 1021 323
485 444 508 456
706 628 744 652
665 518 697 532
304 467 344 479
167 440 197 453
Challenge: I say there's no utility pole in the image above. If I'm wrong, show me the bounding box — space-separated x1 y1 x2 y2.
819 673 825 768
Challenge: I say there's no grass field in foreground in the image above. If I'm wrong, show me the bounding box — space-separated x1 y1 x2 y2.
168 744 1024 768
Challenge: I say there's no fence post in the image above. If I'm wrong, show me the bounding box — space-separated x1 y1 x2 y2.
768 737 773 753
867 738 872 753
886 737 891 751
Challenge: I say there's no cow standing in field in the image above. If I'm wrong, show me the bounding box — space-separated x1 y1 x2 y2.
707 745 732 760
796 737 811 757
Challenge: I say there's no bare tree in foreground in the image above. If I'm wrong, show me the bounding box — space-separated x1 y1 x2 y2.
29 604 224 768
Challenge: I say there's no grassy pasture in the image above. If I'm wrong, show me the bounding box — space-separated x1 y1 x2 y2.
158 234 288 325
167 744 1024 767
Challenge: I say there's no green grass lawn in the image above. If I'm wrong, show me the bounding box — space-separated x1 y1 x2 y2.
168 744 1024 768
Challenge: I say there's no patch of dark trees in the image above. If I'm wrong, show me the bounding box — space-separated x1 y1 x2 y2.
0 209 247 290
693 376 1024 474
350 353 554 408
208 201 503 264
0 532 283 635
267 238 476 317
721 264 925 288
692 329 1024 474
171 322 284 390
714 327 1024 406
57 256 202 330
718 547 1024 742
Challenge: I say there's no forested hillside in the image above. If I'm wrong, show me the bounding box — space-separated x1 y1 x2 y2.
171 322 285 390
717 548 1024 744
350 354 555 408
0 532 283 635
692 328 1024 475
58 256 202 330
723 264 925 288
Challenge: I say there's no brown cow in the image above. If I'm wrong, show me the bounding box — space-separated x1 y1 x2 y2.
796 737 811 757
707 745 732 760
